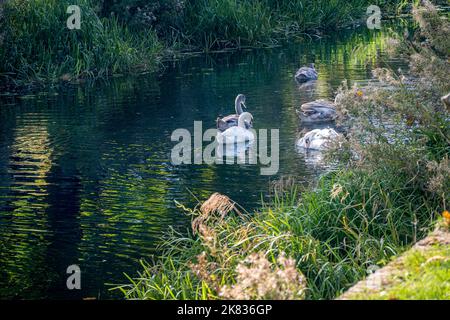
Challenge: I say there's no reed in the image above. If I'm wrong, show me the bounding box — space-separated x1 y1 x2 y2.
154 0 400 49
0 0 162 86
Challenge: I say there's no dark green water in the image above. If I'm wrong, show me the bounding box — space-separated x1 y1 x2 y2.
0 26 406 299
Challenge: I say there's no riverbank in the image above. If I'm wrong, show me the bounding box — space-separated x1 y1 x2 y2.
0 0 403 90
338 224 449 299
116 2 449 300
114 171 446 299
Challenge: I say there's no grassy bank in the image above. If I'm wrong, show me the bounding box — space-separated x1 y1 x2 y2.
115 169 443 299
360 241 449 299
115 2 449 300
102 0 407 48
0 0 162 88
0 0 403 88
339 225 450 299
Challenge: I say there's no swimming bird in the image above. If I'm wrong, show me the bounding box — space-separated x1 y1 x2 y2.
217 112 254 144
217 94 251 132
297 99 337 123
296 128 341 150
294 63 318 83
216 140 254 163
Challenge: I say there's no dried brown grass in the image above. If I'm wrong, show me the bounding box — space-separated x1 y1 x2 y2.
192 193 244 235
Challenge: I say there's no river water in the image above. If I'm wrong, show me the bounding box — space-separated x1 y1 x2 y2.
0 25 406 299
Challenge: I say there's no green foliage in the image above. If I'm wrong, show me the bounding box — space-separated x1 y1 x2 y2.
113 166 439 299
347 243 450 300
0 0 162 85
0 0 409 85
333 0 450 205
184 0 275 49
102 0 401 49
100 0 186 35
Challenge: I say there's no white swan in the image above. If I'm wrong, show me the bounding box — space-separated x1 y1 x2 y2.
217 112 254 144
216 140 255 164
217 94 252 132
296 128 341 150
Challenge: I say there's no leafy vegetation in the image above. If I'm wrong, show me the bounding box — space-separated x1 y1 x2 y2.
115 1 449 300
342 225 449 300
0 0 162 87
114 167 443 299
0 0 404 87
369 245 449 300
102 0 405 49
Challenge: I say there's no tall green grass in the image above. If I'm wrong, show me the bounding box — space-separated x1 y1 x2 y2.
168 0 400 49
0 0 162 86
183 0 276 49
0 0 406 86
113 166 441 299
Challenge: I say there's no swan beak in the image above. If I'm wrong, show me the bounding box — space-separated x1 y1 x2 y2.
242 102 247 109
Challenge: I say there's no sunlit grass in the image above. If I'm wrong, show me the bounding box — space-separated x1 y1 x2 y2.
0 0 406 86
0 0 162 86
112 166 440 300
346 240 450 300
182 0 397 49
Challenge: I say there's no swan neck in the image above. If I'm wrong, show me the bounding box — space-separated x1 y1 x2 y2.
235 98 243 115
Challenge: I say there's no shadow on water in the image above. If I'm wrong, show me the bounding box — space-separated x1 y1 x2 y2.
0 24 409 299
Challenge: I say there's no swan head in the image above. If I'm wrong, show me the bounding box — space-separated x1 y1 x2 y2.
238 112 253 128
308 63 315 69
235 94 247 113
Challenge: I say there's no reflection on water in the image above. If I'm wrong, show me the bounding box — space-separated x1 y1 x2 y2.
0 25 407 299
